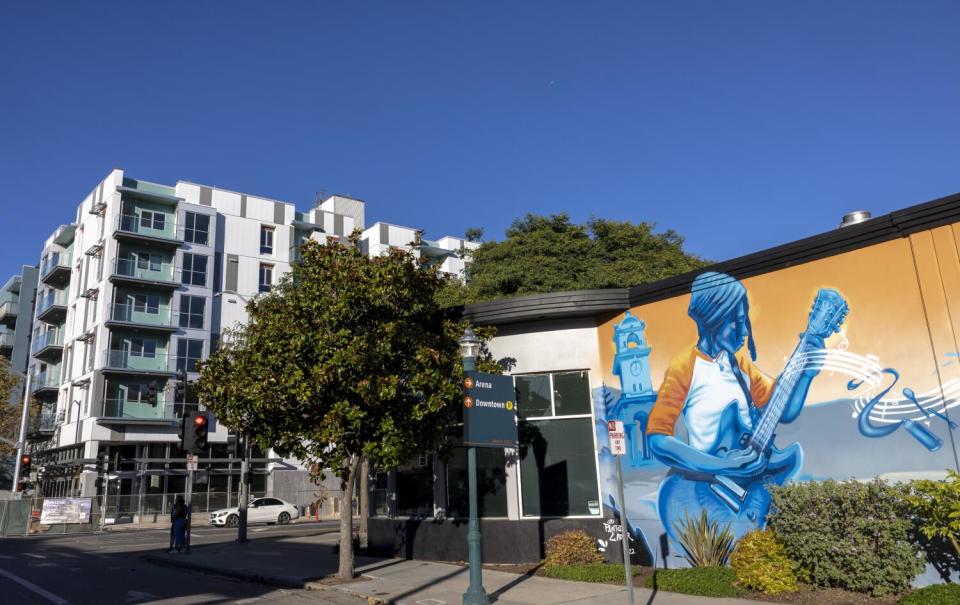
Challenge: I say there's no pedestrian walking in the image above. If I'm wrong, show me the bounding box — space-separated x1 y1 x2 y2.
167 495 188 553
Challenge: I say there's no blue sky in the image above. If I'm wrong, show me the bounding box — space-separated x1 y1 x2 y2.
1 1 959 279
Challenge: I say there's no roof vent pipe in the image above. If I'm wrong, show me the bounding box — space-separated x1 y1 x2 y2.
839 210 872 229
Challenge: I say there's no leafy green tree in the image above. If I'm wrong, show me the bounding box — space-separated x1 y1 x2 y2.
0 357 26 457
442 213 707 306
906 470 960 562
196 236 485 579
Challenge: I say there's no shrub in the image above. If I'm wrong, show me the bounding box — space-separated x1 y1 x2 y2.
904 470 960 563
897 584 960 605
673 509 735 567
544 530 603 568
542 562 640 583
730 529 798 595
645 567 745 598
767 479 925 596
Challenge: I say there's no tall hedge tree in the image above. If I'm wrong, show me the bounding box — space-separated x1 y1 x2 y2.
438 213 708 306
197 236 468 579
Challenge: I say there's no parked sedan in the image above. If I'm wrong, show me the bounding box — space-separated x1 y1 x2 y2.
208 497 300 527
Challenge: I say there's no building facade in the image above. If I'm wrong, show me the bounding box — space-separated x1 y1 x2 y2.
368 192 960 589
19 169 474 520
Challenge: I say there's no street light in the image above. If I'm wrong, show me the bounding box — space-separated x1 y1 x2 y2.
459 327 488 605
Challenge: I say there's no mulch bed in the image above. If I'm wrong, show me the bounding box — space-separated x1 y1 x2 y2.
476 562 902 605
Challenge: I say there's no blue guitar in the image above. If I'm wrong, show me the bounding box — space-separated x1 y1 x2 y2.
657 288 848 540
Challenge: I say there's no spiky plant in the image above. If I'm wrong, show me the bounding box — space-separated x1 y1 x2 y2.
674 510 735 567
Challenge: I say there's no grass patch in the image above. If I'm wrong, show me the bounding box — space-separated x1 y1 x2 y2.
645 567 746 598
542 563 640 583
898 584 960 605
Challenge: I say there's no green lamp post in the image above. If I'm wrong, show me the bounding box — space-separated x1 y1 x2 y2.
459 328 488 605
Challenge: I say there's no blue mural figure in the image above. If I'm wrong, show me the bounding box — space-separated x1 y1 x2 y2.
646 272 847 542
611 311 658 466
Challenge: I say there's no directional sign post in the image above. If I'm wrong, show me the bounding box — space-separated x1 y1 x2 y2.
462 372 518 448
607 420 634 605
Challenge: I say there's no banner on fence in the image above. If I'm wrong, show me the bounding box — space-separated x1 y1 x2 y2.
40 498 93 524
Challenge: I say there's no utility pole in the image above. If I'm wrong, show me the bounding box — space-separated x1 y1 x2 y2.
237 435 249 543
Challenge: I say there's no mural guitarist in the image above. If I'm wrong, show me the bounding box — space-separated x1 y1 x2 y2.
647 271 846 542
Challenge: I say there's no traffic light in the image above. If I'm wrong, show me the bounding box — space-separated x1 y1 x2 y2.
147 383 158 405
20 454 31 477
182 411 209 454
94 452 108 474
175 369 187 401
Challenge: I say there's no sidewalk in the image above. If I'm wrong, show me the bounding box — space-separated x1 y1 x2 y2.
144 529 770 605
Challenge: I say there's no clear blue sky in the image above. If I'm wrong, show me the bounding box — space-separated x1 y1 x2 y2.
2 1 959 279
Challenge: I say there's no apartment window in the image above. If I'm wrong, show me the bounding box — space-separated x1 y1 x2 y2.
259 263 273 293
140 210 165 231
133 294 160 314
136 253 162 272
184 212 210 245
126 383 150 403
130 338 157 359
181 253 208 286
515 371 599 517
179 295 205 329
176 339 203 373
260 225 274 254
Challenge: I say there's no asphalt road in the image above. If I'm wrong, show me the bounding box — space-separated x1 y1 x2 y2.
0 520 358 605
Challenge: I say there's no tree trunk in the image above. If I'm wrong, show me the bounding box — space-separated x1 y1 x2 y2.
359 456 369 549
337 455 361 580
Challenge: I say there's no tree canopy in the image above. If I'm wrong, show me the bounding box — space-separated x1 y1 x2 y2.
196 235 493 578
440 213 708 306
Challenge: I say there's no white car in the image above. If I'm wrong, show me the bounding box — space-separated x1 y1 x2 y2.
209 497 300 527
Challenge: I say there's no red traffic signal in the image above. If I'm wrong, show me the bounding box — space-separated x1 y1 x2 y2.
21 455 31 466
194 414 207 427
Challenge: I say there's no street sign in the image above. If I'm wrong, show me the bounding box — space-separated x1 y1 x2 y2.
463 371 518 448
607 420 626 456
186 453 198 471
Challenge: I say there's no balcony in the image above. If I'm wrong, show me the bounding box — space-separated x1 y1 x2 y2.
27 406 57 438
0 329 14 354
104 303 177 333
114 214 182 248
32 331 64 361
109 257 179 289
0 298 18 327
101 398 172 421
101 349 176 376
36 290 68 324
41 251 72 287
31 371 60 397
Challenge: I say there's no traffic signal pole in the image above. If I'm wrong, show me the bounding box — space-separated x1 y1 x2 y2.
12 372 33 498
237 437 249 543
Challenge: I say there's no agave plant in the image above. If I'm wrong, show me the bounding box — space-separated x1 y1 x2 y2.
674 510 735 567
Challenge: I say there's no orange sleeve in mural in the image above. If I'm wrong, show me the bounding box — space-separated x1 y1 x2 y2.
646 347 697 436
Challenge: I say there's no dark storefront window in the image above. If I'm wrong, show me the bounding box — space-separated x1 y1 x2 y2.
396 455 434 517
446 447 508 518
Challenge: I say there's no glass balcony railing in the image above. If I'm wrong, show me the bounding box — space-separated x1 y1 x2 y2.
36 290 68 316
117 214 180 242
108 303 175 328
102 349 174 373
41 252 72 278
31 371 60 391
31 331 63 354
29 406 57 434
0 330 15 349
102 398 168 420
113 257 176 283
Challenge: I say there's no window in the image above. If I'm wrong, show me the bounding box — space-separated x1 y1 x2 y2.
136 253 161 272
396 455 434 517
140 210 165 231
446 448 508 518
132 294 160 314
260 225 274 254
176 339 203 372
126 383 150 403
179 295 205 329
259 263 273 293
130 338 157 359
184 212 209 245
514 371 598 517
181 253 208 286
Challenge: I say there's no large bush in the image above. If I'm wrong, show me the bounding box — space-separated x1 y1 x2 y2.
767 479 925 596
544 530 603 568
730 530 798 595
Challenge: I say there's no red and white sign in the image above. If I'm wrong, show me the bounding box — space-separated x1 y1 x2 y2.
607 420 626 456
186 454 198 472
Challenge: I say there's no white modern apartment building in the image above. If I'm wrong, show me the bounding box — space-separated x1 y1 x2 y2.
22 168 474 518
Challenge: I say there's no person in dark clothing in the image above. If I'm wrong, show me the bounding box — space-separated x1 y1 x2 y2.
167 495 188 553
